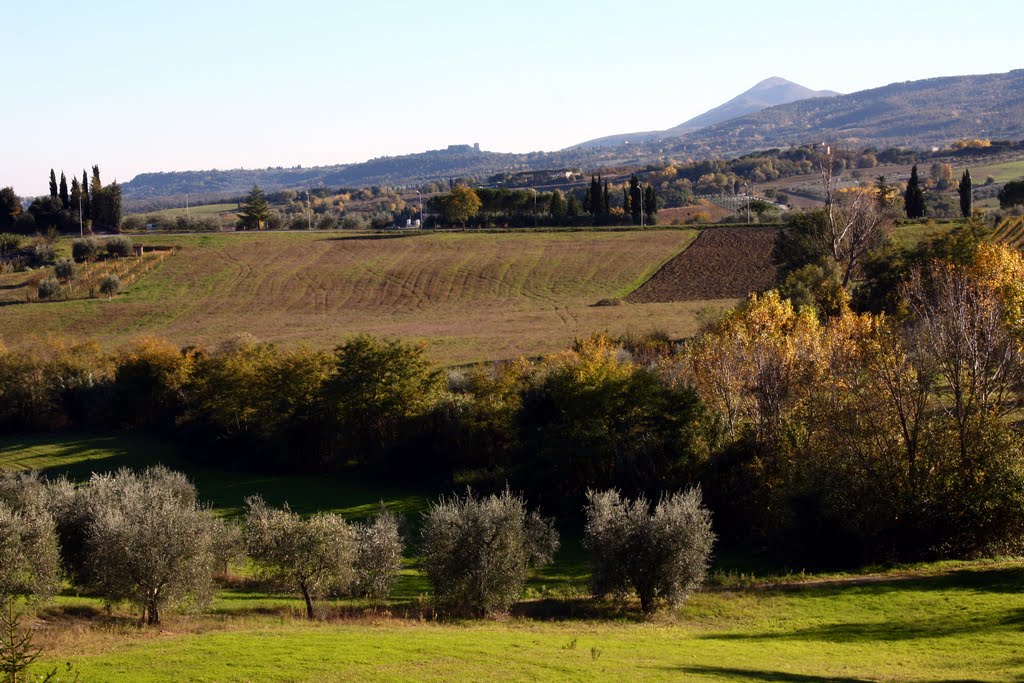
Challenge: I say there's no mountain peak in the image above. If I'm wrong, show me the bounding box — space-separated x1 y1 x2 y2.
752 76 796 88
572 76 840 149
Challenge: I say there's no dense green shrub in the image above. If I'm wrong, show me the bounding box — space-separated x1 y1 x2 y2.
584 488 714 613
99 274 120 298
54 258 74 281
421 489 558 616
0 234 21 257
105 235 132 258
36 277 60 300
71 237 99 262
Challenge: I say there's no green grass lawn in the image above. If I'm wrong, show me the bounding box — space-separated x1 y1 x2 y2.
5 433 1024 682
28 563 1024 682
966 158 1024 185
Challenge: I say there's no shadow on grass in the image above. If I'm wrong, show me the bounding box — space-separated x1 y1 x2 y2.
765 567 1024 598
675 666 875 682
511 598 644 622
702 606 1024 644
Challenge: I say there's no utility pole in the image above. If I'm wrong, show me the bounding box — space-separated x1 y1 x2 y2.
416 190 423 228
186 193 189 224
307 191 312 230
532 189 538 228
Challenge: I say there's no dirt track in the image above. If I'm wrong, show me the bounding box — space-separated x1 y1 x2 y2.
626 227 780 302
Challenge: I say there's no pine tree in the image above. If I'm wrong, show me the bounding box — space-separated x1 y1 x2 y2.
58 172 69 210
49 169 58 199
958 168 973 218
241 185 271 229
904 165 925 219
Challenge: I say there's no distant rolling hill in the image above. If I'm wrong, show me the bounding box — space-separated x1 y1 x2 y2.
671 69 1024 156
122 70 1024 206
573 77 839 149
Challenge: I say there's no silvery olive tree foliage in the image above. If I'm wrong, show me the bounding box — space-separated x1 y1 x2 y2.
83 467 224 625
353 509 404 601
243 496 358 620
420 488 559 616
584 488 714 613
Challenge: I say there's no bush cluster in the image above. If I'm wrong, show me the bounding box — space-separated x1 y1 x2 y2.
421 488 559 616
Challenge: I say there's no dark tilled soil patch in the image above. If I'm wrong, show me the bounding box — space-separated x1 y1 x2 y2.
626 227 780 302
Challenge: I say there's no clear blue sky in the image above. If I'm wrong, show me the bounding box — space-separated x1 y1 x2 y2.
6 0 1022 195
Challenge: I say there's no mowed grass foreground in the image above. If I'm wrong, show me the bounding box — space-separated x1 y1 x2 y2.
0 229 724 364
3 434 1024 682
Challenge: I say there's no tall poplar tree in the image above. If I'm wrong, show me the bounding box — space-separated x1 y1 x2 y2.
904 165 925 219
958 168 973 218
58 172 70 210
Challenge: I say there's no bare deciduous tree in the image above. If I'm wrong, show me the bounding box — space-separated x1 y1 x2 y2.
819 146 895 287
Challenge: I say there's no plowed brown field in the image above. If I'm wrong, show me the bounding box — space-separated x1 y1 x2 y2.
626 227 780 302
1 230 730 364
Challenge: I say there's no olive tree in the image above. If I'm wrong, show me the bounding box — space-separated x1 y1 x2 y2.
243 496 357 619
84 467 223 625
0 502 60 603
71 237 99 263
584 488 714 613
420 488 558 616
353 509 403 601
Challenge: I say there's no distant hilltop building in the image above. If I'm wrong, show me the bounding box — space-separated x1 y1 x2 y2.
445 143 481 153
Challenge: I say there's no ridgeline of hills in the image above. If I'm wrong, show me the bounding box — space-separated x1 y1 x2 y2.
575 77 840 149
122 69 1024 206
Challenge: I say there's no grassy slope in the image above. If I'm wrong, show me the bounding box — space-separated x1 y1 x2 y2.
5 434 1024 682
0 230 715 365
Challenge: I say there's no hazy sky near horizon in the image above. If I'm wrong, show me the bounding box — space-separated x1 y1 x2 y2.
5 0 1022 195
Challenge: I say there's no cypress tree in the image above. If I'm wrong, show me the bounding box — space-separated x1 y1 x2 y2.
583 176 593 215
629 175 642 225
644 185 657 224
81 170 91 222
91 165 107 227
904 165 925 219
49 169 58 198
958 168 973 218
58 172 69 210
590 175 602 217
602 180 610 217
622 186 630 217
